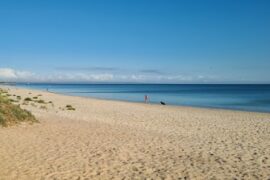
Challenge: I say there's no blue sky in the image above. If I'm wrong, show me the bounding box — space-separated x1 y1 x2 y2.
0 0 270 83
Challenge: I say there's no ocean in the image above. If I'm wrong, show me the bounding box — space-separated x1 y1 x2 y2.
16 83 270 113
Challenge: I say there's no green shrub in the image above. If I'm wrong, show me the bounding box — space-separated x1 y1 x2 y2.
66 105 75 111
24 97 32 101
36 99 45 104
67 107 76 111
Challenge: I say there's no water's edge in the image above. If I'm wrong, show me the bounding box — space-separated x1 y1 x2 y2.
14 83 270 113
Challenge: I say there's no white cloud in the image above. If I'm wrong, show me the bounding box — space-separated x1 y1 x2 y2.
49 73 114 82
0 68 17 79
0 67 216 83
0 68 34 81
0 68 115 82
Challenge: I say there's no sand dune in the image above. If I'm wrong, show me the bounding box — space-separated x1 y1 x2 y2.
0 86 269 179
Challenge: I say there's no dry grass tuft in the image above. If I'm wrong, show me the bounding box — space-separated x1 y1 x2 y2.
66 105 76 111
0 89 38 127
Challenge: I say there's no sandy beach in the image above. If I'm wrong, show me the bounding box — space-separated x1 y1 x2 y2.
0 86 269 179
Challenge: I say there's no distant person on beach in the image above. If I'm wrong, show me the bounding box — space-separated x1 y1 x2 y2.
144 95 149 103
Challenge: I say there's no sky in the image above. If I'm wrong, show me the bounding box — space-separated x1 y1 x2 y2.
0 0 270 83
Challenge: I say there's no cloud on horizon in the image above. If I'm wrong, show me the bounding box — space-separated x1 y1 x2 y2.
139 69 166 75
55 66 119 72
0 67 217 83
0 68 34 81
56 66 168 76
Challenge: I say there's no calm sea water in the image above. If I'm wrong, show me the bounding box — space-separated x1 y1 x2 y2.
16 84 270 113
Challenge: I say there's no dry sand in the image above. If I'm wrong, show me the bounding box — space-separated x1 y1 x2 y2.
0 86 270 179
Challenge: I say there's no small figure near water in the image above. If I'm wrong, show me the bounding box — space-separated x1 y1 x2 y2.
160 101 166 105
144 95 149 103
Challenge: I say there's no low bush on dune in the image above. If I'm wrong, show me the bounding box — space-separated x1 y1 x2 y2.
66 105 76 111
36 99 46 104
0 90 38 127
24 97 32 101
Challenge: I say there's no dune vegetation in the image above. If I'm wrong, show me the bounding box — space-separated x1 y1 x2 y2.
0 89 38 127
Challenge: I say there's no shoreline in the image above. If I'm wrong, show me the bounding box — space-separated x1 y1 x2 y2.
0 85 270 179
8 85 270 114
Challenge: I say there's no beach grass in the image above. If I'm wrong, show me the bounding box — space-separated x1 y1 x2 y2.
0 89 38 127
66 105 76 111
